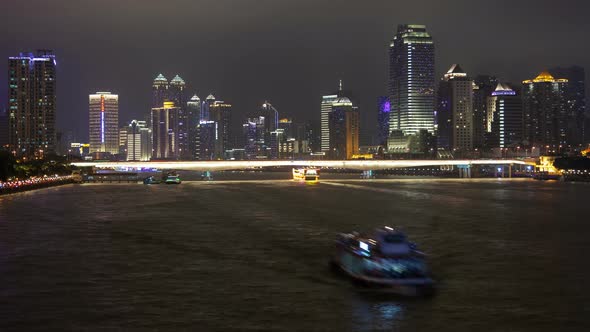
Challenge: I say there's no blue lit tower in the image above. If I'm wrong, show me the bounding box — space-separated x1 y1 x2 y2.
388 25 435 136
8 50 57 158
377 96 390 146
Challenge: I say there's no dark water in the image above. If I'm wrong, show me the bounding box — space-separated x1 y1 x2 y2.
0 176 589 331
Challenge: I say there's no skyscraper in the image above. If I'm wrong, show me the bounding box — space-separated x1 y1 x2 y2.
436 64 474 152
522 72 569 151
243 116 266 159
187 94 202 159
321 80 359 153
486 83 523 148
377 96 390 146
151 101 180 159
169 75 190 159
209 100 232 159
472 75 498 149
389 24 435 136
202 94 216 121
152 74 168 108
196 121 216 160
8 50 57 158
126 120 151 161
89 92 119 155
329 97 360 159
549 66 586 146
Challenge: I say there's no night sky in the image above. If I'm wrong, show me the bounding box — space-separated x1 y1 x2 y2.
1 0 589 143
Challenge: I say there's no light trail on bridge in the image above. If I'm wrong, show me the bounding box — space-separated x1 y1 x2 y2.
71 159 533 171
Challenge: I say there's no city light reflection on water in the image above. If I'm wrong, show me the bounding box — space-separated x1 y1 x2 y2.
0 175 589 331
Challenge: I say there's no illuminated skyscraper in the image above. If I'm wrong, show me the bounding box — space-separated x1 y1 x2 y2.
202 94 216 121
209 100 232 159
187 94 202 159
329 97 360 159
321 80 358 153
89 92 119 155
196 121 216 160
522 72 568 151
486 83 522 148
169 75 190 159
436 64 474 152
152 74 168 108
151 101 180 159
8 50 57 158
389 24 435 136
126 120 151 161
472 75 498 149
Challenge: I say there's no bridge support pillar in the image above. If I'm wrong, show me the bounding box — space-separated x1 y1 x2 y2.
457 165 471 178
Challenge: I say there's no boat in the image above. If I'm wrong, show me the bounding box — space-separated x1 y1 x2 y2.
292 168 319 183
164 174 181 184
143 176 161 184
330 226 435 296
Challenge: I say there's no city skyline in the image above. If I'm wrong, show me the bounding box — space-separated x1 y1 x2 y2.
1 0 589 142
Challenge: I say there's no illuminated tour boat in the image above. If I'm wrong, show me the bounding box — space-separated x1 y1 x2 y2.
330 226 435 296
292 168 319 183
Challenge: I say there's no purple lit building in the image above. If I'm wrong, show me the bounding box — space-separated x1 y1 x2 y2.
377 96 390 146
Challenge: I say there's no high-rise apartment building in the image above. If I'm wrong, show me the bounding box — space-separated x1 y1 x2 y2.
196 120 216 160
436 65 474 152
486 83 522 148
522 72 569 151
89 92 119 155
8 50 57 158
321 81 359 153
389 24 435 136
126 120 151 161
169 75 189 159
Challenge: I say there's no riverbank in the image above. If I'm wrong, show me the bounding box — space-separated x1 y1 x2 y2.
0 176 74 195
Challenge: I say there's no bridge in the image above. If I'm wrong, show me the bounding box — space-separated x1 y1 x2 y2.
72 159 533 176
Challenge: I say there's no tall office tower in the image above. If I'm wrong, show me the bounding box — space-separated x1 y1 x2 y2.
485 83 523 148
151 101 180 159
522 72 569 151
8 50 57 158
168 75 190 159
321 80 359 153
202 94 216 121
278 118 293 139
152 74 168 108
377 96 390 145
328 97 360 159
320 93 338 152
549 66 586 146
388 24 435 136
243 116 266 159
187 94 202 159
472 75 498 149
209 100 232 159
89 92 119 155
126 120 151 161
436 65 474 152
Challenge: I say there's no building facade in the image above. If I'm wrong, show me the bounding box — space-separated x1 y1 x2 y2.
522 72 569 151
486 83 523 148
89 92 119 155
472 75 498 149
549 66 586 146
152 74 168 108
187 94 202 159
8 50 57 158
328 97 360 159
151 101 180 159
436 64 474 152
389 24 435 136
377 96 390 146
126 120 151 161
209 100 232 159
